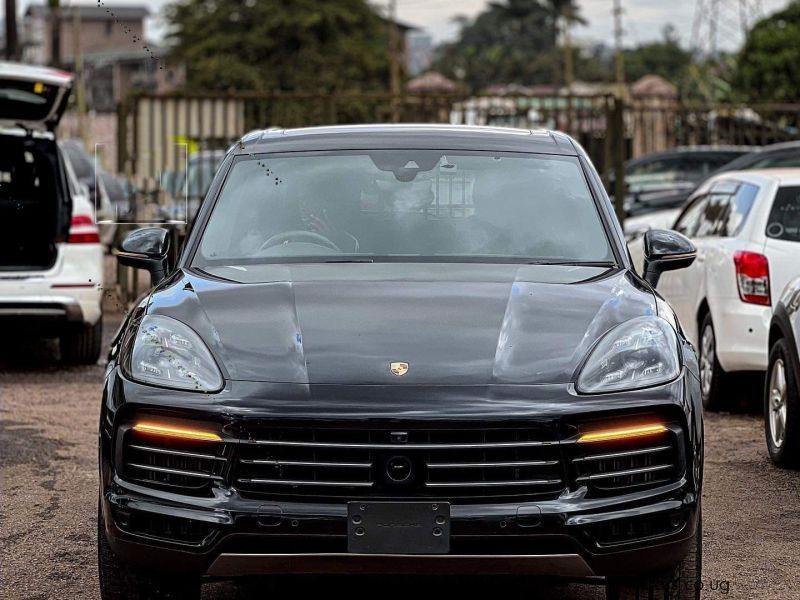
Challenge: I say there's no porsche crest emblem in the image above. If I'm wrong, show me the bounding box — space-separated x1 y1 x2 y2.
390 361 409 377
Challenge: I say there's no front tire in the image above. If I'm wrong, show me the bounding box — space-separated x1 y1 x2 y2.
60 317 102 364
764 339 800 467
98 503 201 600
606 509 702 600
699 313 730 411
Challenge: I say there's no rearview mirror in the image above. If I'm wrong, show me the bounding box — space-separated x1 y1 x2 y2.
642 229 696 288
114 227 171 285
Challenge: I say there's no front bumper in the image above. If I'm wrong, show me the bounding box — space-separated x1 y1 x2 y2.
99 369 703 581
101 480 698 579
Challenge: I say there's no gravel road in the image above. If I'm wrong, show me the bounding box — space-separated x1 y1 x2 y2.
1 311 798 600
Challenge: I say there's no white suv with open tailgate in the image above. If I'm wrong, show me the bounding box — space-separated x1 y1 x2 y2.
629 169 800 409
0 62 103 363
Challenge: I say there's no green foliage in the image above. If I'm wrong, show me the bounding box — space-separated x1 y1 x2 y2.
623 25 692 85
165 0 389 92
432 0 583 91
731 1 800 102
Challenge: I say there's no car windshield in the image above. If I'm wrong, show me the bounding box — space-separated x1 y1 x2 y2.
193 150 614 266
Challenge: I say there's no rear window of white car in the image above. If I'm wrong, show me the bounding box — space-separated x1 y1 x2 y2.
766 186 800 242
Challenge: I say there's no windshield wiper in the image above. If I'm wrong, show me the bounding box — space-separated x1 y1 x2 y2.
322 258 375 263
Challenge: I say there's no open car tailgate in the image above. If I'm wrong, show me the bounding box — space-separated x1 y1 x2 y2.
0 61 73 131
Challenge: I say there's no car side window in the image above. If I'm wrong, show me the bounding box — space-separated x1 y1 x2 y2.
766 186 800 242
674 195 709 237
628 157 680 178
719 183 759 237
679 156 717 180
696 193 730 237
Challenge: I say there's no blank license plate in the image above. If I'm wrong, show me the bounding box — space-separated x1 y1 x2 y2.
347 501 450 554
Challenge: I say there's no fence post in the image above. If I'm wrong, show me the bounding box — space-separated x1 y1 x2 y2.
116 98 128 174
611 96 626 223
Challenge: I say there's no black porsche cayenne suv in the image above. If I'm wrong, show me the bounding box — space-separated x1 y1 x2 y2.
99 125 703 599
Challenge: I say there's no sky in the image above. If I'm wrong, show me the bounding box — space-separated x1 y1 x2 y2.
5 0 794 51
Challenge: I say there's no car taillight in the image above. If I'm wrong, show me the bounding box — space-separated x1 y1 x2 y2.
68 214 101 244
733 251 770 306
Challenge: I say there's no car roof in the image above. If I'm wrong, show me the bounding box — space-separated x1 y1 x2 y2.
753 140 800 152
625 145 753 165
708 168 800 187
236 124 579 155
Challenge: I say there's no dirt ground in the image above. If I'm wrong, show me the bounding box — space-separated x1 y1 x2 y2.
1 310 798 600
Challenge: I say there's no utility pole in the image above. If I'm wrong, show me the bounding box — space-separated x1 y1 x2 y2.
4 0 18 60
48 0 61 67
72 5 87 144
388 0 401 123
613 0 625 97
612 0 626 222
562 5 574 93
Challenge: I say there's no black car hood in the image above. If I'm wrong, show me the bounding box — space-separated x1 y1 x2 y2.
147 263 656 386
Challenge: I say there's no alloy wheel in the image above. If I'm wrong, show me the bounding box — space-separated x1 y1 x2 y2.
700 324 715 399
768 358 788 448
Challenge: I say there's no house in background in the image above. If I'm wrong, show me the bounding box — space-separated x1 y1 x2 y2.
21 3 184 111
407 72 457 94
22 4 149 65
19 3 185 171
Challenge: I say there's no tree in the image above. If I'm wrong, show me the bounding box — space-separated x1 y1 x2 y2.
731 1 800 103
623 25 692 85
165 0 389 92
432 0 583 91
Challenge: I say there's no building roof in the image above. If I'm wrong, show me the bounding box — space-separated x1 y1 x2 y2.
485 81 614 97
25 4 149 20
630 75 678 99
63 44 167 67
378 16 419 32
407 71 457 93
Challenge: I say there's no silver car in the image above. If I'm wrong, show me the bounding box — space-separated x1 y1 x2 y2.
766 276 800 467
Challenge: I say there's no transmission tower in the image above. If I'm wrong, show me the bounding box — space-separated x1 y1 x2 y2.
691 0 765 57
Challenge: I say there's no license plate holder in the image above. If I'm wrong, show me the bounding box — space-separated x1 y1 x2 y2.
347 501 450 554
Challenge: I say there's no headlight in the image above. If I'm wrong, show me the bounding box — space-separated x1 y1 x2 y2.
129 314 224 392
577 316 680 394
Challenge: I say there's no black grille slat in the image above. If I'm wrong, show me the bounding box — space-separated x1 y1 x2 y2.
123 431 228 495
571 436 680 497
234 426 564 503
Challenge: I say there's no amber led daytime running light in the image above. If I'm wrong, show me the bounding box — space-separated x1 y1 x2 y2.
578 423 667 443
133 422 222 442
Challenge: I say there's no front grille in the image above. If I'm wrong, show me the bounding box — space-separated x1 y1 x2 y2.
122 429 230 495
570 430 681 497
234 426 565 503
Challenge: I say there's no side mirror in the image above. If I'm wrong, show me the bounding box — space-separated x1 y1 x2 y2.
642 229 696 288
114 227 171 285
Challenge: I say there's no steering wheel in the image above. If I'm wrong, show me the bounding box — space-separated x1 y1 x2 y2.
259 230 340 252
